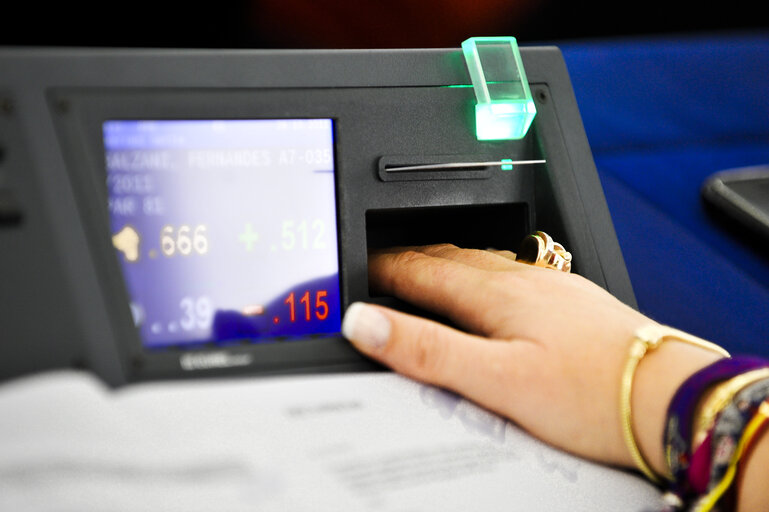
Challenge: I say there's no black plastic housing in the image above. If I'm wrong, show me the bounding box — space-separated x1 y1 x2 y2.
0 46 634 386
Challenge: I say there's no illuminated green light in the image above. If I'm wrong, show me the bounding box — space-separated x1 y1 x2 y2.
462 37 537 141
500 158 513 171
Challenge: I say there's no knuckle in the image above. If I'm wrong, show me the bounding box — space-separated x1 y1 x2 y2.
387 249 456 295
426 243 459 257
380 249 424 292
389 249 425 272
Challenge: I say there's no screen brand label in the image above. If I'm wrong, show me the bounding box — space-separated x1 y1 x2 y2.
179 351 253 371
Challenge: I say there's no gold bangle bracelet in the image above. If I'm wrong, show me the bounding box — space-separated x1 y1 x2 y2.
619 325 730 484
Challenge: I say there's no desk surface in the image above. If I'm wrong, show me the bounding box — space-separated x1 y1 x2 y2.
0 370 664 511
559 32 769 357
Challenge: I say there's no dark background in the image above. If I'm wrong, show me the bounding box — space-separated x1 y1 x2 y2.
2 0 766 49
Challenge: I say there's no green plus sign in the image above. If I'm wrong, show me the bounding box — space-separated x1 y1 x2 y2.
238 223 259 251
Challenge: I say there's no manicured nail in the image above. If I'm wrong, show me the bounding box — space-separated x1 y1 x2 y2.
342 302 391 350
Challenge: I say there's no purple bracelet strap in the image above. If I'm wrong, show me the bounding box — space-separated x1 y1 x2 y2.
664 356 769 499
708 376 769 491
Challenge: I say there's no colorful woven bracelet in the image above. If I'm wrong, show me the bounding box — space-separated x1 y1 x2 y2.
664 357 769 501
690 368 769 451
705 377 769 493
692 398 769 512
687 429 713 495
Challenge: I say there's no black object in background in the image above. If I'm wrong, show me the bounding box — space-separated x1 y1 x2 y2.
702 165 769 251
2 1 767 49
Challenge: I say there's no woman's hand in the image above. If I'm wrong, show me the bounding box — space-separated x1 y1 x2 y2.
341 244 724 477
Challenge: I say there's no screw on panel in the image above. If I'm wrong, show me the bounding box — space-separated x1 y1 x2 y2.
536 89 548 104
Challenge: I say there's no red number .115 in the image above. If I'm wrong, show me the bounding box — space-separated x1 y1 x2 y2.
284 290 329 322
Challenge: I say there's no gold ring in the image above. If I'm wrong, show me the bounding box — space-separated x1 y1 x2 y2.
516 231 572 273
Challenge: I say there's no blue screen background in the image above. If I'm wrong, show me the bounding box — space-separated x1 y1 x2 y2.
103 119 341 349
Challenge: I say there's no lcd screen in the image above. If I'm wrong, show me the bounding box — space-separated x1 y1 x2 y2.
103 119 341 349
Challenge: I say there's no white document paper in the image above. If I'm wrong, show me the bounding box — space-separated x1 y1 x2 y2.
0 370 665 511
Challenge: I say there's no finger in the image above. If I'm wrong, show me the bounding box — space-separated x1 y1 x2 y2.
404 245 617 308
486 248 517 261
369 244 519 272
414 244 519 271
371 244 520 271
341 302 537 417
368 248 512 334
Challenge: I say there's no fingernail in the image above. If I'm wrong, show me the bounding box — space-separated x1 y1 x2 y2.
342 302 391 351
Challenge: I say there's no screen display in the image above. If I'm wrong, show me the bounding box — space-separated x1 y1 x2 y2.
103 119 341 349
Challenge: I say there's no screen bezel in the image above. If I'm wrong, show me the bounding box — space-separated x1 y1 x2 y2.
48 88 376 381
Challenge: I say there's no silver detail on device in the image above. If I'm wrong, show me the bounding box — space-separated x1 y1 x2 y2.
383 159 546 173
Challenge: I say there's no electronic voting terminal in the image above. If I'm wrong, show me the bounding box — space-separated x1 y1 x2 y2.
0 38 635 385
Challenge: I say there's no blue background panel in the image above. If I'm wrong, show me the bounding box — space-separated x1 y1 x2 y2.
559 33 769 357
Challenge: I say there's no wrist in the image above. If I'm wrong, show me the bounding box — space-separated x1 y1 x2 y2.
630 340 726 478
